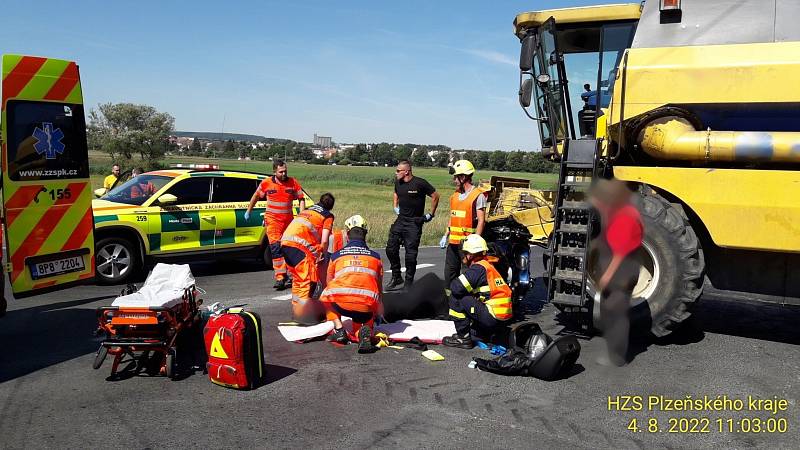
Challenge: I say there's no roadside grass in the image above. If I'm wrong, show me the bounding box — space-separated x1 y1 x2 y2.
89 153 557 246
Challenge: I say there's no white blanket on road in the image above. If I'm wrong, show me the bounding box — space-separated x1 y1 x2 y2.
277 318 455 343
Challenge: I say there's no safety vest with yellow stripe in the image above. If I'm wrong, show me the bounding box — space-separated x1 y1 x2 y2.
448 186 485 245
281 205 332 258
320 242 383 311
457 259 513 321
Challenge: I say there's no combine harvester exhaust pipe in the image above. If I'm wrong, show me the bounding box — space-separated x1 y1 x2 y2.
638 117 800 163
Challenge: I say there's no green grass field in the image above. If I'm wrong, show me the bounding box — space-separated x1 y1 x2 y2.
90 153 557 247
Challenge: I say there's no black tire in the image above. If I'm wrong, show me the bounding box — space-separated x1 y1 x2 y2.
95 237 138 285
92 345 108 370
629 191 705 337
165 350 176 380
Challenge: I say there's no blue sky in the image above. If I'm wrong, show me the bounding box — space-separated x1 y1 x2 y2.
3 0 616 151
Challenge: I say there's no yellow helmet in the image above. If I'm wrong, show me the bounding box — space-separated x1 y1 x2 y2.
461 234 488 254
344 214 368 231
449 160 475 176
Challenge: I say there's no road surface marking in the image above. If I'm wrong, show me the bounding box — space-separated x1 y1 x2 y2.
270 294 292 301
384 263 435 274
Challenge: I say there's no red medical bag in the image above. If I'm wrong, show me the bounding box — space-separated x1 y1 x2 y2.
204 309 264 389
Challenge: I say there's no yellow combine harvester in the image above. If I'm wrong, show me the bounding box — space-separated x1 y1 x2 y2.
513 0 800 336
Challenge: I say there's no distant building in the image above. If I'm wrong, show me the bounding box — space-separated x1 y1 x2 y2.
314 133 332 147
169 136 196 149
313 148 339 159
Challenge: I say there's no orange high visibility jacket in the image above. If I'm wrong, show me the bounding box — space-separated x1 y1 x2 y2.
448 187 485 244
456 258 513 321
320 240 383 311
328 229 349 254
281 204 333 258
258 176 304 221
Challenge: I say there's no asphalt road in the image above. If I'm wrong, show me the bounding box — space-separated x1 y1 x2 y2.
1 247 798 449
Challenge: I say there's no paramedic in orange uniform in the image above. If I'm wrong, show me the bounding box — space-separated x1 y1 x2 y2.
317 226 350 292
130 168 156 199
245 160 305 291
281 193 335 324
320 215 383 354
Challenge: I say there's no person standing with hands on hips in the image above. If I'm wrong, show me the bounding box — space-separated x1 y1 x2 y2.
245 160 305 291
386 160 440 291
440 160 487 295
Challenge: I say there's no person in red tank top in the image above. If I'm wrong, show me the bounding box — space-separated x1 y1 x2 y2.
245 160 305 291
589 179 643 367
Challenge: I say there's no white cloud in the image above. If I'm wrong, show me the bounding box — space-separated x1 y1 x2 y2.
463 49 516 66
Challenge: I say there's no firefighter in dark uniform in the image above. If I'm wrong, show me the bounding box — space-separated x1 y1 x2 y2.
442 234 513 349
385 160 440 291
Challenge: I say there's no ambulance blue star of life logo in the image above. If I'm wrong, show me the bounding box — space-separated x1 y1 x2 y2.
32 122 65 160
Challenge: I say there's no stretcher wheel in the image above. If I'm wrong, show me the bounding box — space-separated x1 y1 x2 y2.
165 349 176 380
93 345 108 370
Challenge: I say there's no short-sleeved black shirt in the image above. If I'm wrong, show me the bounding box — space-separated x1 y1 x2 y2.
395 176 436 218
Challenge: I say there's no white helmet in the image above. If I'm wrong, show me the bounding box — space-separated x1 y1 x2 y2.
344 214 368 231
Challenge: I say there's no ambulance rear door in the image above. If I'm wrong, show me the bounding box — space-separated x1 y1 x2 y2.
1 55 95 297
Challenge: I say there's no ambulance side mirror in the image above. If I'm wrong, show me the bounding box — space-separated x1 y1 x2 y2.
94 188 107 198
156 194 177 205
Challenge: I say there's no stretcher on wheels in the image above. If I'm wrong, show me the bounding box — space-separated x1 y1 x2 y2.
93 264 202 379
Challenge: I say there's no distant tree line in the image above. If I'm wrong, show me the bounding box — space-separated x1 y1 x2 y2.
87 103 556 174
330 143 556 173
184 139 317 162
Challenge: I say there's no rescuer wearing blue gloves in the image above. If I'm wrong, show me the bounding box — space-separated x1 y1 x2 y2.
385 160 439 291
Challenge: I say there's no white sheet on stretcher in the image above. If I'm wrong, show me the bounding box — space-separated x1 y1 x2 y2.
111 263 195 309
276 318 455 344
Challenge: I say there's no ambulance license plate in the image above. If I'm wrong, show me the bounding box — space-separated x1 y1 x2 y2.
29 255 85 280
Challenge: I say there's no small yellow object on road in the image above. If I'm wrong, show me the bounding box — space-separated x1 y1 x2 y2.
421 350 445 361
375 332 392 348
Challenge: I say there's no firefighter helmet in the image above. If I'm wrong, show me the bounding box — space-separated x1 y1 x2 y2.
449 160 476 176
461 234 488 254
344 214 368 231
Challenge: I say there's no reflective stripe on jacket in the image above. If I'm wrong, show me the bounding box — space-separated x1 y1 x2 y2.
448 187 484 245
456 258 513 321
320 241 382 310
259 176 303 219
281 205 332 257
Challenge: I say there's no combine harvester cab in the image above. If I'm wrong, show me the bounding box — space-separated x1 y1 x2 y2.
0 55 95 306
514 1 800 336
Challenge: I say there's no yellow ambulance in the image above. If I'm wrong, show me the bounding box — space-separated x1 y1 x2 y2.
92 166 307 284
1 55 96 308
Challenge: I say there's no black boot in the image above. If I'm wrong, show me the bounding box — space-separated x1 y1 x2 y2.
442 333 474 349
273 278 287 290
385 274 403 290
357 325 377 354
326 327 349 344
